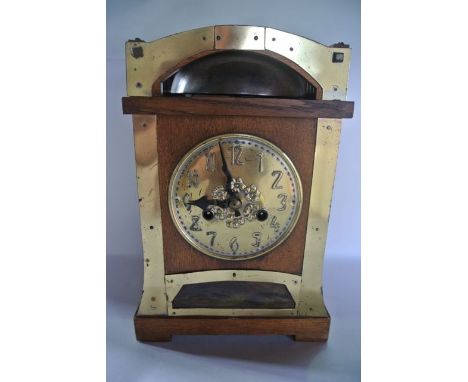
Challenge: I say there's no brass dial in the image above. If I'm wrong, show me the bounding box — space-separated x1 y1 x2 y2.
168 134 303 260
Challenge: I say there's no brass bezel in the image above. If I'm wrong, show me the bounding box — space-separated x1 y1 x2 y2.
168 133 303 261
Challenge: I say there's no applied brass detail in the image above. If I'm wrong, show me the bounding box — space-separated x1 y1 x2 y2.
125 25 351 100
132 115 167 316
298 119 342 317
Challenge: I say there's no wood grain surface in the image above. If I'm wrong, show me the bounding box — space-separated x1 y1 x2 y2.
134 315 330 342
122 96 354 119
157 115 316 275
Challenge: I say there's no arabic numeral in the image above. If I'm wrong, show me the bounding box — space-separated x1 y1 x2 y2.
188 169 199 187
229 237 239 253
205 152 215 172
251 232 262 247
182 193 192 211
190 216 202 231
256 152 264 172
206 231 217 246
270 216 280 233
271 170 283 189
277 193 287 211
229 145 244 165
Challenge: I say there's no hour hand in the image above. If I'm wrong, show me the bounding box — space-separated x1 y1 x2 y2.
187 195 229 210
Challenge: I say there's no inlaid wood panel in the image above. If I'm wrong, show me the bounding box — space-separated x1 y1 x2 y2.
157 115 316 275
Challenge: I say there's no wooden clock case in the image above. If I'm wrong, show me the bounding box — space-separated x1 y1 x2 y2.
121 25 353 341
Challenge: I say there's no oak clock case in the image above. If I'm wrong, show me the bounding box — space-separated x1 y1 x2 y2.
121 25 354 342
169 134 303 261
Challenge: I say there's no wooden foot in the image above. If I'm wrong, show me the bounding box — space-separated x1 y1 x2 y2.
134 315 330 342
293 334 328 342
136 333 172 342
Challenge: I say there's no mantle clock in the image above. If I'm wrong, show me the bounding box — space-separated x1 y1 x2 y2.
121 25 354 341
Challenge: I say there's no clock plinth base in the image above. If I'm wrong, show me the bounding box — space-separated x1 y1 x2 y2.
134 315 330 342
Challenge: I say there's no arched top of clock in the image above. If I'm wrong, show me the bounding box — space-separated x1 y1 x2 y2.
125 26 351 100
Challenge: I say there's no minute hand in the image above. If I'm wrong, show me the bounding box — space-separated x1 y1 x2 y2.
218 140 234 195
218 141 241 217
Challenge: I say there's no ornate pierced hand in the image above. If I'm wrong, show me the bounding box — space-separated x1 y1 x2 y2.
186 195 230 210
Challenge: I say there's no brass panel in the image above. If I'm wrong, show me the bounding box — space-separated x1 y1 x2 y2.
126 26 215 96
125 25 351 100
298 119 342 317
214 25 265 50
265 28 351 100
133 115 167 315
165 270 301 317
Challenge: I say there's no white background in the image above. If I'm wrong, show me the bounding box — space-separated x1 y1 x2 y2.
2 0 468 381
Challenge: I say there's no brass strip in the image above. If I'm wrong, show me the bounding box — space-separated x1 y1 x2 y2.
132 115 167 315
298 119 342 317
214 25 265 50
167 308 297 317
264 28 351 100
165 270 301 317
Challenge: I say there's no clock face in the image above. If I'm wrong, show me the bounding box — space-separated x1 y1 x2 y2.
168 134 303 260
